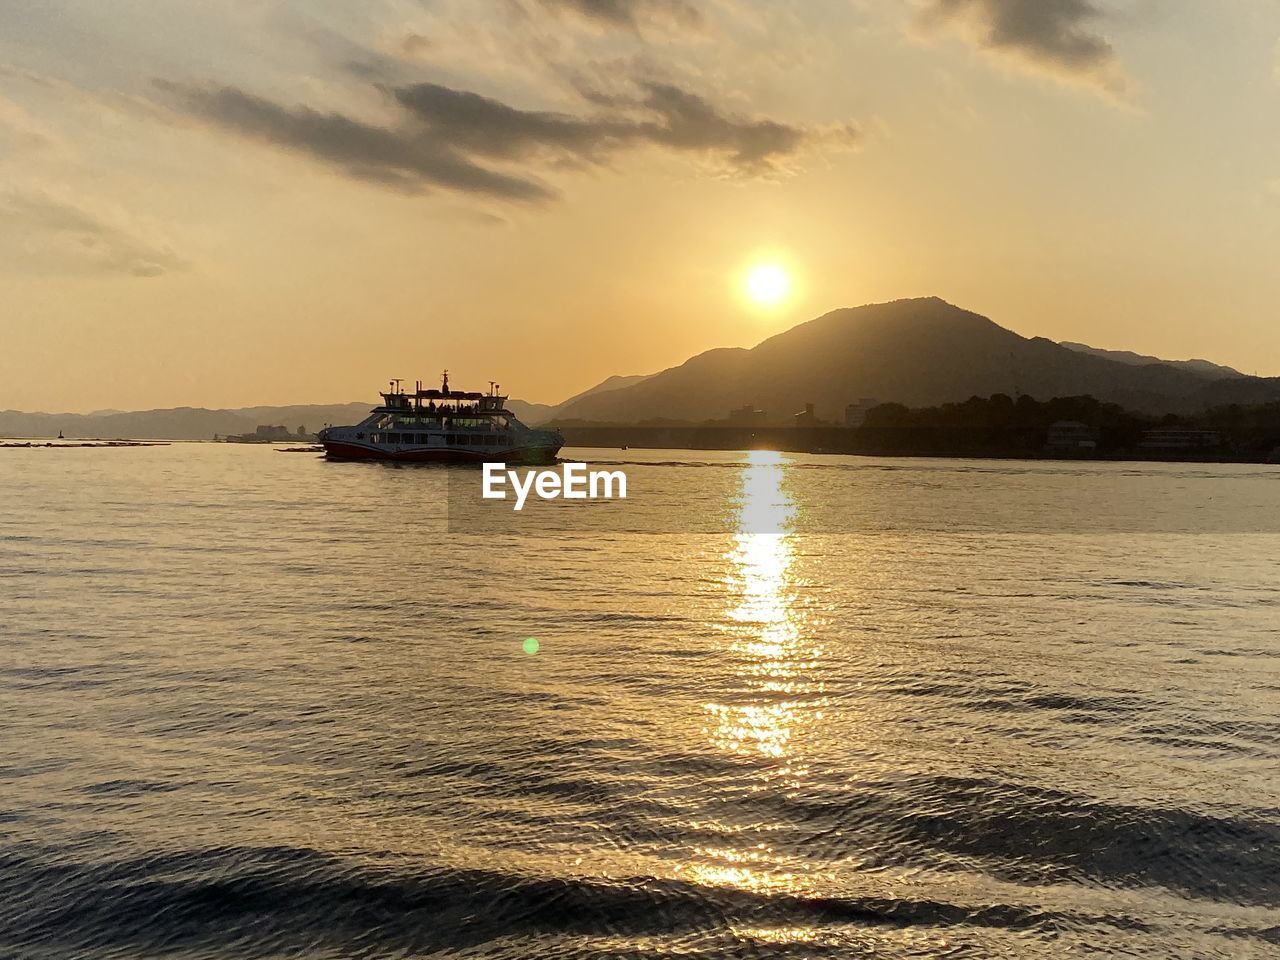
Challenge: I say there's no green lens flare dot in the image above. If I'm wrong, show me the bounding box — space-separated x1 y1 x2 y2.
522 637 540 655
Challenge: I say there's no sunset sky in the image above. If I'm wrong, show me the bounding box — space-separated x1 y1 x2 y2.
3 0 1278 412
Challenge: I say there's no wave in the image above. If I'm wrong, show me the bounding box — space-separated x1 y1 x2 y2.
0 843 1179 958
755 774 1280 907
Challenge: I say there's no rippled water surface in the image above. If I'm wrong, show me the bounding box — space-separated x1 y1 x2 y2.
3 445 1279 958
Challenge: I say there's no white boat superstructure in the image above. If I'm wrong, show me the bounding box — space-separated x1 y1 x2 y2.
317 373 563 463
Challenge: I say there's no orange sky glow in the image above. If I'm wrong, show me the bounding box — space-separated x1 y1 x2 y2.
2 1 1278 411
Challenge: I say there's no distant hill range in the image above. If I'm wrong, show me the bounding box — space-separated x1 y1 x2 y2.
4 298 1273 437
550 298 1278 423
0 394 648 441
503 374 651 425
0 403 375 441
0 394 647 440
1058 341 1245 380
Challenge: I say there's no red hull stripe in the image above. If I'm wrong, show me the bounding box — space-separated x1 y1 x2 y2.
321 441 561 463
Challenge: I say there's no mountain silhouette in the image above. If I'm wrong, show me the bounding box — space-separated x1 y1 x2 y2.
510 373 652 424
6 300 1270 438
553 298 1279 423
1058 342 1244 380
0 403 374 441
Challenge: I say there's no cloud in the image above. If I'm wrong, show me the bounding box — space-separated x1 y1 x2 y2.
534 0 703 31
392 82 634 164
0 94 63 154
159 75 856 204
915 0 1128 97
395 78 853 175
635 83 816 172
0 188 188 277
154 80 558 202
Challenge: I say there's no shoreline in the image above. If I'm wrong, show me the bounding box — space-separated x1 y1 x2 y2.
556 426 1280 467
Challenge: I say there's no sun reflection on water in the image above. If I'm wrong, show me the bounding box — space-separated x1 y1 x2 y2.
686 452 829 903
706 451 815 763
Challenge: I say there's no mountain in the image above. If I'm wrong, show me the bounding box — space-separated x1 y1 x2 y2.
0 390 620 439
0 403 375 440
7 302 1268 436
504 399 555 424
554 374 651 410
552 298 1280 423
506 374 653 424
1059 342 1244 380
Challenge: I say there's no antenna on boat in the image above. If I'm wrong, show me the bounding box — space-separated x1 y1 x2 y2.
441 369 449 394
489 381 499 396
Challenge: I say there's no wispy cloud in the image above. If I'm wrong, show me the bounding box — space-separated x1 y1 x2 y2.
533 0 703 31
0 93 63 154
394 79 851 174
158 75 858 204
915 0 1129 99
155 80 559 202
0 188 189 277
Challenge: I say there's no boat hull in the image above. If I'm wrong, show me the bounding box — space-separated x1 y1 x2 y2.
321 440 562 464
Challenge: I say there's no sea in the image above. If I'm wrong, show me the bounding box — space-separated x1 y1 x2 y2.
2 443 1278 959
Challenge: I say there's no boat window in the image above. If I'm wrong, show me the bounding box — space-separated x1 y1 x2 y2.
484 434 497 445
387 433 401 443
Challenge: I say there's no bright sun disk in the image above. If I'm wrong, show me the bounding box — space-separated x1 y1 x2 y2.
745 264 790 306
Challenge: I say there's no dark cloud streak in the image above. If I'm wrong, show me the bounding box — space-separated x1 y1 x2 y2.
158 75 854 205
535 0 702 31
919 0 1125 94
155 80 558 202
392 83 634 162
636 83 808 172
394 80 845 175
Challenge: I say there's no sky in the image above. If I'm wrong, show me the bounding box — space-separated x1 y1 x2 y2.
2 0 1278 412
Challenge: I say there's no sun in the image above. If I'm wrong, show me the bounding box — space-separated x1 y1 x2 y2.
744 263 791 307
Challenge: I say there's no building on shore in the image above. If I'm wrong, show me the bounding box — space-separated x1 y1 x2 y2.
793 403 819 428
844 399 879 428
218 424 314 443
1138 428 1223 451
727 404 767 426
1045 420 1099 452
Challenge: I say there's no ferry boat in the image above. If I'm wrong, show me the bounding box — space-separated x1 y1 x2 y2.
317 373 563 463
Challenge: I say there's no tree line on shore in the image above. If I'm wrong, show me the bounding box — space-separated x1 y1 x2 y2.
557 393 1280 460
863 393 1280 456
